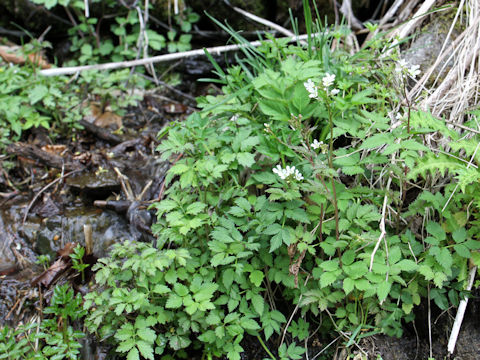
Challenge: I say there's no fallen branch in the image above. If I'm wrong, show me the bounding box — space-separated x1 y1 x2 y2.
447 265 477 354
40 33 318 77
7 142 84 171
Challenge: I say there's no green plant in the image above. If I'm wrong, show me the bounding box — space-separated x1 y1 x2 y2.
31 0 198 65
85 9 480 360
70 244 89 282
0 284 85 360
0 63 142 147
36 254 51 270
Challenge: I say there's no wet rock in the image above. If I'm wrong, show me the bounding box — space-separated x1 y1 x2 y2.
66 170 121 197
403 11 462 82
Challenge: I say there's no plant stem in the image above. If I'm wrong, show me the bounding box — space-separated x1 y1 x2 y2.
326 101 340 241
256 335 277 360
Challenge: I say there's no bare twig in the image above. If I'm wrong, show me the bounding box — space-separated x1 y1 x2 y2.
447 266 477 354
369 176 392 271
279 275 311 348
23 169 81 225
40 33 321 76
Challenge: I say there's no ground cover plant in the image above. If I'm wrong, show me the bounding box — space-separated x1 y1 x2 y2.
0 0 199 148
83 7 480 360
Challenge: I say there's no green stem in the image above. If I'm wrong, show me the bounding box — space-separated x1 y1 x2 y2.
326 101 340 241
256 335 277 360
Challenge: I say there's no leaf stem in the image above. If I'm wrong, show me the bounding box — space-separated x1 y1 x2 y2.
256 335 277 360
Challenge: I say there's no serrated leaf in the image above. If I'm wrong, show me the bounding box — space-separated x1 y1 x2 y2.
426 222 446 241
397 259 418 272
223 268 235 289
249 270 264 287
270 232 282 252
240 317 260 330
452 228 467 243
193 283 218 302
343 277 354 294
236 152 255 167
116 338 136 353
341 250 355 266
360 133 393 150
284 208 310 223
165 294 183 309
152 284 170 294
127 347 139 360
29 85 48 105
137 328 156 343
174 283 189 297
320 272 337 288
454 244 470 258
436 248 453 269
206 312 221 325
229 206 246 217
377 281 391 302
185 202 206 215
251 294 264 315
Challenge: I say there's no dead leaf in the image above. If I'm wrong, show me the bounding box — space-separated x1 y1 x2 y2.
41 144 67 156
57 242 76 259
0 45 50 69
31 258 68 287
163 102 187 114
94 111 122 129
88 103 123 129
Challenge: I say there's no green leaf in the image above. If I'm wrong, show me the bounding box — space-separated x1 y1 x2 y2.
454 244 470 258
343 277 354 294
377 281 391 302
320 272 337 288
137 328 156 343
270 232 282 252
240 317 260 330
127 347 139 360
223 268 235 289
29 85 48 105
165 294 183 309
136 340 154 360
251 294 264 315
185 202 206 215
452 228 467 243
236 152 256 167
360 133 393 150
341 250 355 266
397 259 418 272
426 222 446 241
436 248 453 269
249 270 264 287
116 338 136 353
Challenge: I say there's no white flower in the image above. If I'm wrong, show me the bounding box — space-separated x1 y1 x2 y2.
322 73 336 88
395 59 408 72
272 164 303 181
330 88 340 96
294 169 304 181
311 139 323 149
408 64 421 79
303 79 318 99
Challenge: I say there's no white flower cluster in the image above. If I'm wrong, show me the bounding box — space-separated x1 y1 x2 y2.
303 73 340 98
273 164 304 181
303 79 318 99
395 59 421 79
322 73 336 88
311 139 323 149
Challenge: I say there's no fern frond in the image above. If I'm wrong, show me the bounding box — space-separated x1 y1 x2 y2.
408 153 464 180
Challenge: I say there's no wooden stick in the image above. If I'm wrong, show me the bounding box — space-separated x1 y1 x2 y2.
447 266 477 354
40 33 318 77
